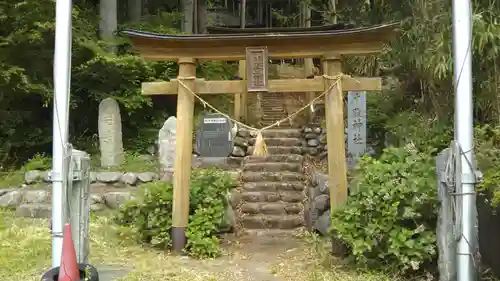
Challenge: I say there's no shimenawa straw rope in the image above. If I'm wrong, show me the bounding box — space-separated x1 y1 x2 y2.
176 74 357 156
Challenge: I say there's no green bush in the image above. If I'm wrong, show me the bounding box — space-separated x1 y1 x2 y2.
475 125 500 207
116 168 234 258
384 111 453 154
330 147 437 273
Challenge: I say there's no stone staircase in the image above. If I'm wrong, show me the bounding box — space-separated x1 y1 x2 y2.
248 92 308 128
238 129 306 234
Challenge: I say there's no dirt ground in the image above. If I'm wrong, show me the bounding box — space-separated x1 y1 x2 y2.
0 210 398 281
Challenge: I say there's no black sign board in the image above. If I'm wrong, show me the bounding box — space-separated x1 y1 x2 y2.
195 113 233 157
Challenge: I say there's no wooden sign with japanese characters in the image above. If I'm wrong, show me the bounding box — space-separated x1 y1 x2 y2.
245 47 268 92
347 91 367 168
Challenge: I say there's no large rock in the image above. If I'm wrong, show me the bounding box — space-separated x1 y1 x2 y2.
90 194 105 205
24 170 42 184
120 172 138 185
313 170 329 195
90 203 107 212
15 204 51 218
219 204 236 232
0 189 13 197
237 129 250 138
231 146 246 157
97 172 122 183
303 127 313 133
42 171 51 182
23 190 49 204
312 194 330 213
137 172 158 183
307 139 319 147
228 189 242 208
104 192 133 209
314 210 331 236
0 190 23 208
233 136 248 147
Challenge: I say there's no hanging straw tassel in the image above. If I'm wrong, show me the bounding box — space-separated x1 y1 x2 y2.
252 130 268 156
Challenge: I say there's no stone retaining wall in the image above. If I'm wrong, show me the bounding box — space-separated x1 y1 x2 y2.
230 128 252 157
24 170 159 187
304 169 331 236
2 167 241 219
0 186 136 218
301 125 327 158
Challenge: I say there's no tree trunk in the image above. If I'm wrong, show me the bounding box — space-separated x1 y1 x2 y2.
197 0 207 34
99 0 117 51
128 0 142 22
181 0 194 33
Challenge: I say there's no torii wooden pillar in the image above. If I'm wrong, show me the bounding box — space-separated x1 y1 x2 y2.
122 23 397 252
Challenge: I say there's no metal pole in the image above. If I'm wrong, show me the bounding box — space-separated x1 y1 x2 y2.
52 0 72 268
452 0 475 279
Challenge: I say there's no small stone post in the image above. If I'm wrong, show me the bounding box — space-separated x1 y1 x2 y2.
67 149 91 264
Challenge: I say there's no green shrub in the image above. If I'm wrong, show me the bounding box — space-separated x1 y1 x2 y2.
475 125 500 207
330 147 437 273
384 111 453 154
22 153 52 171
116 168 234 258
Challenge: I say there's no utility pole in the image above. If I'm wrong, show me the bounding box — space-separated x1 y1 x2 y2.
452 0 476 280
52 0 72 268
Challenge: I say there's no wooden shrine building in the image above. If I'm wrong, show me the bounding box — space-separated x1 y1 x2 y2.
122 22 397 251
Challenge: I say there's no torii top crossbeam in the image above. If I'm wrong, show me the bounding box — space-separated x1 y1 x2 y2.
121 22 397 61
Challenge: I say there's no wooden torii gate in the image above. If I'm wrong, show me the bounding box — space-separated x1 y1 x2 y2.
122 23 396 252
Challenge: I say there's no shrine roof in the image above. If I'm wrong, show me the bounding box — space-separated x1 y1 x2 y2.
121 22 399 61
205 23 356 34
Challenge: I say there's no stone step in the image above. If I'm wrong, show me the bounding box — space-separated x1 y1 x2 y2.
240 128 302 138
245 155 303 163
240 202 303 215
194 157 243 170
241 171 304 182
241 214 304 229
241 191 304 203
242 181 305 192
247 146 302 155
243 162 301 172
239 228 304 237
248 137 301 147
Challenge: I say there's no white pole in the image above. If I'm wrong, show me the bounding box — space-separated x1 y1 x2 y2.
52 0 72 268
452 0 475 280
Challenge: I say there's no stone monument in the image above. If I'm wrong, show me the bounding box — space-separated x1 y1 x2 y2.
346 91 367 169
158 116 177 171
195 113 233 157
98 98 124 167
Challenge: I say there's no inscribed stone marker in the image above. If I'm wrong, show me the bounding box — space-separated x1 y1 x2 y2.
158 117 177 170
195 113 234 157
98 98 124 167
347 91 367 169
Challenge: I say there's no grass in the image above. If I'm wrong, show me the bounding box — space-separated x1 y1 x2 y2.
92 152 157 172
0 208 405 281
0 171 25 187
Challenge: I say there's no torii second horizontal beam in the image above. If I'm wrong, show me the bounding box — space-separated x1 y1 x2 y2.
142 76 381 96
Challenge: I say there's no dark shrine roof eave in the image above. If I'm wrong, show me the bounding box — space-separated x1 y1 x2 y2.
205 22 356 34
120 22 399 42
